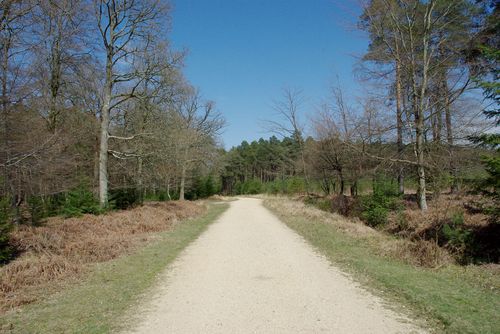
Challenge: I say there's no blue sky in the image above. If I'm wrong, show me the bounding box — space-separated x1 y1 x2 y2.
169 0 368 148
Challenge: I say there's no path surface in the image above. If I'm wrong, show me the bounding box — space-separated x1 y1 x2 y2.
127 198 425 334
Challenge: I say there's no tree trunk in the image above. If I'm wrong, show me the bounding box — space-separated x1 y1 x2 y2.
395 59 404 194
166 181 171 200
436 108 442 142
98 53 112 208
179 164 186 201
444 84 458 193
413 2 432 211
350 180 358 197
300 147 310 194
338 170 345 195
415 106 428 210
93 134 100 192
47 15 62 133
1 34 10 197
137 156 143 202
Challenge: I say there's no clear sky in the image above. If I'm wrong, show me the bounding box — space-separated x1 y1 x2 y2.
169 0 368 148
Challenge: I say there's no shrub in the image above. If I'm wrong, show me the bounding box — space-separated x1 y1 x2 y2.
0 197 13 264
157 191 167 201
304 196 331 212
186 175 221 200
360 197 389 227
360 176 403 227
264 180 282 194
43 193 66 217
234 179 262 195
331 194 357 216
286 177 305 194
61 185 102 217
245 179 263 194
441 211 473 262
109 187 141 210
27 196 45 224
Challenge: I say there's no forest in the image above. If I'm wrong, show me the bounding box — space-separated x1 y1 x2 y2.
0 0 498 267
219 0 499 265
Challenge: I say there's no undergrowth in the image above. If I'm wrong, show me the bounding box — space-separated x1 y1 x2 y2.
0 202 228 334
264 197 500 334
0 201 204 311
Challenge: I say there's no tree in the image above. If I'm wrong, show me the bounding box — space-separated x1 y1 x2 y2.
266 87 310 193
169 88 224 200
31 0 91 132
1 0 35 221
359 0 483 209
469 2 499 215
94 0 170 207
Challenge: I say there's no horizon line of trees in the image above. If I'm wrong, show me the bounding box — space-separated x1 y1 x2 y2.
221 0 498 214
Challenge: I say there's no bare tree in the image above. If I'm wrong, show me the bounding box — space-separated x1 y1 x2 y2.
169 88 224 200
31 0 91 132
94 0 170 207
266 87 310 193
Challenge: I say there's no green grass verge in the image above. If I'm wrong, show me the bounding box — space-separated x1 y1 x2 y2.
264 198 499 334
1 203 229 334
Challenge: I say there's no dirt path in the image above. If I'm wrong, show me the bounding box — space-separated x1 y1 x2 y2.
127 198 426 333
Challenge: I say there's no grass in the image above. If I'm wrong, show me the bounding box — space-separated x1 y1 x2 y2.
264 197 500 334
0 202 229 334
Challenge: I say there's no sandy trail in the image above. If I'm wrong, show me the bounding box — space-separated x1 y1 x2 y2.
127 198 426 334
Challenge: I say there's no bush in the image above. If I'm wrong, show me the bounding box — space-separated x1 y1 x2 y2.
0 196 13 264
441 211 473 262
27 196 45 224
304 196 331 212
331 194 357 216
61 185 103 217
234 179 262 195
360 176 403 227
286 177 305 194
109 187 141 210
43 193 66 217
263 179 286 194
186 175 221 200
360 196 389 226
144 190 168 202
477 154 500 220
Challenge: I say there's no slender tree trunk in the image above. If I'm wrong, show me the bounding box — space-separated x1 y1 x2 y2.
436 108 442 142
1 35 9 197
98 53 112 208
350 180 358 197
93 134 100 191
444 83 457 193
414 95 428 210
412 2 433 211
137 156 143 202
395 59 404 195
47 15 62 133
300 149 310 194
338 169 345 195
179 164 186 200
1 33 17 221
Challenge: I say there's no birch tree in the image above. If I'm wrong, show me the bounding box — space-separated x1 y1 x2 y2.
360 0 481 209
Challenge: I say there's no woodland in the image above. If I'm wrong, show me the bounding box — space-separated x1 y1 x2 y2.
0 0 499 266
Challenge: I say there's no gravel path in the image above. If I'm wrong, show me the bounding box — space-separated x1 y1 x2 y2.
127 198 426 334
